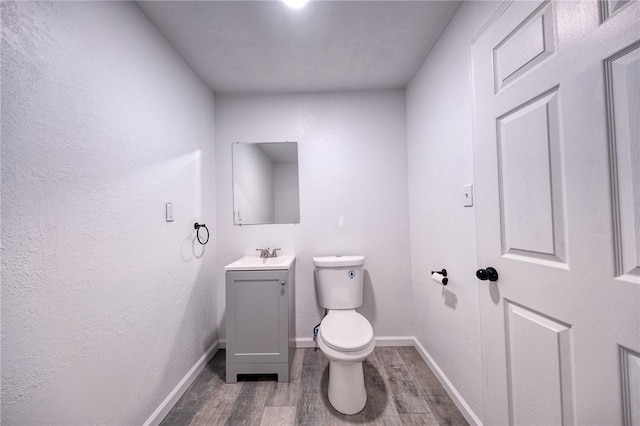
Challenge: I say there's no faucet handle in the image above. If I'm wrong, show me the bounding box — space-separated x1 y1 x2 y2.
271 248 281 257
256 248 269 258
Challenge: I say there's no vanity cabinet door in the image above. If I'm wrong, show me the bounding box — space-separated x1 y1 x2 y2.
226 270 289 365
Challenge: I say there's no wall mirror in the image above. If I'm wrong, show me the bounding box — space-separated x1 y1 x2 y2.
232 142 300 225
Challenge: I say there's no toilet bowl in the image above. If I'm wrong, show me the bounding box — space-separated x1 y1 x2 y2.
313 255 374 415
317 310 375 415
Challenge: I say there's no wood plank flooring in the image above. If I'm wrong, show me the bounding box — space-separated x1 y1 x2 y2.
161 347 469 426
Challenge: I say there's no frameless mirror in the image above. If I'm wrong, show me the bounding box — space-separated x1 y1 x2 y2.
232 142 300 225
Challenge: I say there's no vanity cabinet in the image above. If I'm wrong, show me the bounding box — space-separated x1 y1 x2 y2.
225 262 295 383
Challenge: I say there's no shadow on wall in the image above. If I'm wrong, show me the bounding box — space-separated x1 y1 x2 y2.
489 282 500 305
359 270 376 325
441 285 458 310
220 308 227 342
141 238 217 413
181 233 206 260
182 229 218 357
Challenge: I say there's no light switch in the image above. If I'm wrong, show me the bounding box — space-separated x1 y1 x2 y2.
166 202 174 222
463 184 473 207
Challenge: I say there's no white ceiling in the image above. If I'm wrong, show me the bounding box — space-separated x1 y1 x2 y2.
138 0 462 94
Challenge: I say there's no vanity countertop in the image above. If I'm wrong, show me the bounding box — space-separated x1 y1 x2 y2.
224 254 296 271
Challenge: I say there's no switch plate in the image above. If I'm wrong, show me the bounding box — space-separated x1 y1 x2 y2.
463 184 474 207
166 202 174 222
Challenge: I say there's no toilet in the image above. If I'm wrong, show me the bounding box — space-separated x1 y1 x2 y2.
313 255 375 415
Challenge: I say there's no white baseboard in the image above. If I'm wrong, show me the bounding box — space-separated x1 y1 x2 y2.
375 336 415 346
143 340 220 426
411 337 482 426
295 337 316 348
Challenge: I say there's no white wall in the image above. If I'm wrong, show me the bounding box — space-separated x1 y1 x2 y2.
406 1 500 422
1 2 217 424
215 91 412 340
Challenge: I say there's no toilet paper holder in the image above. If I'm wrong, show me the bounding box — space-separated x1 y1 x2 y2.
430 268 448 285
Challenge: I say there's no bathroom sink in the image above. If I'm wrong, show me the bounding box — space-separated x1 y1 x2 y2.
224 254 296 271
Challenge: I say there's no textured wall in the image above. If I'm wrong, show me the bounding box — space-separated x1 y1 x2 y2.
406 1 501 422
1 2 217 424
215 91 412 340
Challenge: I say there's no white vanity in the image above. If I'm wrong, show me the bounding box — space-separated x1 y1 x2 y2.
224 255 296 383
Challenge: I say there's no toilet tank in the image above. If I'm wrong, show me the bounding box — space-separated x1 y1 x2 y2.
313 255 365 309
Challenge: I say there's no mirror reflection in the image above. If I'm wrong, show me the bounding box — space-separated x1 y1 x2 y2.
232 142 300 225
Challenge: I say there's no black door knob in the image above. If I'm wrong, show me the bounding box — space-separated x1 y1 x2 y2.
476 267 499 282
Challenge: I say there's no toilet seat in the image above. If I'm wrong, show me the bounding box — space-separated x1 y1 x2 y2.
319 310 373 352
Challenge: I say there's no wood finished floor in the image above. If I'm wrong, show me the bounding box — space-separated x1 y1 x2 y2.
161 347 469 426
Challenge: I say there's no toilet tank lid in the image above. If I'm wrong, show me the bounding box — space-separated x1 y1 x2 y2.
313 255 365 267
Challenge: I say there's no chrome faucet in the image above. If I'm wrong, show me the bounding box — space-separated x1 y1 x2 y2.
256 248 281 258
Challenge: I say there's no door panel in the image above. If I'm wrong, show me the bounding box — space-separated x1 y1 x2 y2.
493 0 555 93
606 42 640 282
505 301 573 426
497 87 566 264
234 279 282 355
472 1 640 424
620 346 640 425
602 0 634 21
226 270 289 364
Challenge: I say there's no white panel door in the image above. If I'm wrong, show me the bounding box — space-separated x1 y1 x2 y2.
471 1 640 424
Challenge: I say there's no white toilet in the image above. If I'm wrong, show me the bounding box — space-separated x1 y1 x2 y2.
313 255 375 415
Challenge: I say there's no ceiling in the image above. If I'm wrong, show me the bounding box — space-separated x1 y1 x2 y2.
138 1 462 94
